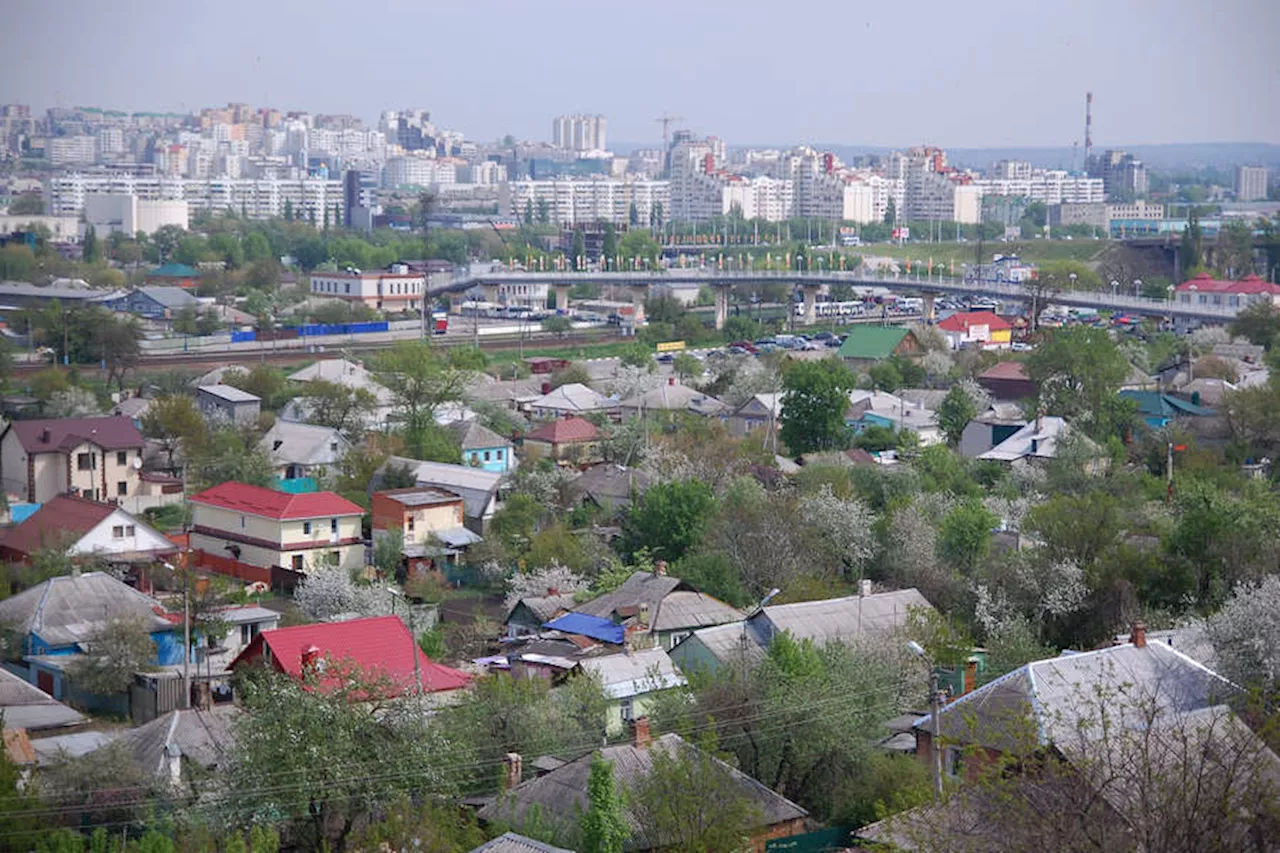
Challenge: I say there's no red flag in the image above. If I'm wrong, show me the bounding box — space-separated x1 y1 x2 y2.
1173 444 1187 452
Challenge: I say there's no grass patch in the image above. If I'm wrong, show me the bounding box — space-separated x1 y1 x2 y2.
856 239 1108 266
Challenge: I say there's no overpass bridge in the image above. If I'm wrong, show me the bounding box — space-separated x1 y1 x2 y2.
432 270 1238 329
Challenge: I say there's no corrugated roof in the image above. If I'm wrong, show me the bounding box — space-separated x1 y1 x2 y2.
189 482 364 520
620 382 726 414
524 416 601 444
477 733 806 847
0 666 86 731
576 648 687 699
937 310 1011 333
447 419 511 451
529 383 611 413
6 416 143 454
0 495 115 557
381 457 502 520
468 833 574 853
134 286 200 309
569 465 652 506
114 706 238 778
836 326 911 360
756 588 933 647
0 572 171 648
978 416 1067 462
147 263 201 278
508 594 578 624
978 360 1031 381
197 384 261 403
1175 273 1280 295
260 421 348 467
379 487 463 508
651 591 742 632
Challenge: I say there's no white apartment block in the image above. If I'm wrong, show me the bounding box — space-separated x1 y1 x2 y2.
83 194 189 235
1237 166 1269 202
508 178 669 227
384 154 457 189
722 176 795 222
467 161 508 185
48 135 97 166
96 127 124 157
48 174 344 225
973 171 1104 205
1105 201 1165 221
552 114 607 152
987 160 1033 180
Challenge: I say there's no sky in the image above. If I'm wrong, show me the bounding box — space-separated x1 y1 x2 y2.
3 0 1278 150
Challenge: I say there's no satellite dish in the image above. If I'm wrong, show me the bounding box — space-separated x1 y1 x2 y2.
132 457 142 470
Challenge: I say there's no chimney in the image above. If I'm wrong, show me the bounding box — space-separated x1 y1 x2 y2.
165 742 183 788
638 602 650 627
1130 620 1147 649
668 376 675 386
653 560 667 577
1035 410 1044 433
301 644 322 672
546 586 559 597
502 752 523 790
859 578 872 597
631 717 652 749
541 380 552 395
963 659 978 696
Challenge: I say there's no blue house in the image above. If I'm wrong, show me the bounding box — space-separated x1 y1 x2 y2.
447 420 516 474
1118 390 1216 430
0 572 182 703
102 286 201 321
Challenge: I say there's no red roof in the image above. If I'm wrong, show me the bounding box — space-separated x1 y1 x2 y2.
230 615 471 695
937 311 1011 333
0 495 116 557
979 361 1031 381
6 416 144 454
189 482 364 520
1174 273 1280 295
524 416 601 444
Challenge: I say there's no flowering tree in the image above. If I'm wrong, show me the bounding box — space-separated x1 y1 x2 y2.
799 485 878 580
504 564 591 610
1206 575 1280 690
294 568 394 621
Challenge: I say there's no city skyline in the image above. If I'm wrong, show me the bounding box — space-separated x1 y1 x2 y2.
2 0 1278 149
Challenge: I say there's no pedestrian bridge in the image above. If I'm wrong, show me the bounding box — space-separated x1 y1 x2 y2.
431 270 1237 328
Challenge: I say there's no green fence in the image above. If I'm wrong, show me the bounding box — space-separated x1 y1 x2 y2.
766 826 855 852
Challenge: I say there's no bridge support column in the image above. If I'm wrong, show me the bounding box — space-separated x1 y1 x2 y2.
481 284 500 306
801 284 821 326
922 293 938 324
627 284 648 326
553 285 571 312
447 292 464 315
714 285 730 331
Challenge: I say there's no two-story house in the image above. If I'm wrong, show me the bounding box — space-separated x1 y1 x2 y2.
188 482 365 575
0 416 146 504
371 486 480 569
196 384 262 426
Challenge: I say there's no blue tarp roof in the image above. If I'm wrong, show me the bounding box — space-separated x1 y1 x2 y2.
543 613 624 645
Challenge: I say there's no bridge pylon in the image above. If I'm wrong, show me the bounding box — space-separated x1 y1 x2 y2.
800 283 822 326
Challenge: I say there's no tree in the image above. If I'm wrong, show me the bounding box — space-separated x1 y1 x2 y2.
1230 301 1280 350
938 384 979 446
293 567 395 621
69 616 157 695
619 479 716 562
938 499 999 574
780 359 855 454
672 352 703 381
1181 208 1203 272
8 193 43 215
580 753 630 853
601 223 619 266
373 341 472 444
797 485 878 579
82 225 99 264
1026 326 1129 433
188 426 275 491
523 199 534 226
1206 575 1280 693
884 197 896 225
283 198 294 221
537 198 550 225
542 315 573 338
619 343 656 373
43 387 100 418
300 379 377 435
572 230 586 266
1219 219 1256 278
141 395 207 471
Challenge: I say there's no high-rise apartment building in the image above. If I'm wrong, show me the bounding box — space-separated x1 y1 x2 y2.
48 135 97 166
551 114 608 152
1088 150 1148 200
1236 166 1269 202
508 177 668 227
49 174 344 225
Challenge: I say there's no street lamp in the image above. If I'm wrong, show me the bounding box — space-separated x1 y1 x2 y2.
908 640 945 801
1133 278 1142 298
388 588 425 701
1111 279 1119 299
1068 272 1077 291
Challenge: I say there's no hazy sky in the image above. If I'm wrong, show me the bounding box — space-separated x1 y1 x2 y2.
3 0 1278 149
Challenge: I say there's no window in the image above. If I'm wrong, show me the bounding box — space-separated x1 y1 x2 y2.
944 747 964 778
125 525 135 536
329 550 341 564
77 452 94 471
484 450 492 462
117 481 128 496
344 283 350 294
112 525 124 538
116 451 128 466
407 515 415 532
619 698 634 721
291 554 304 570
496 450 504 460
1229 295 1240 307
330 518 338 534
1198 294 1207 304
303 521 312 535
240 515 246 529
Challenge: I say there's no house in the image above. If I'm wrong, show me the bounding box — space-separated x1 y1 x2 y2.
1176 377 1236 408
574 647 687 736
1118 389 1216 429
836 326 923 366
521 416 602 464
978 414 1068 463
957 404 1026 459
572 568 743 651
0 495 176 568
468 834 573 853
308 264 427 312
567 464 652 513
112 396 153 423
976 361 1037 401
447 419 516 473
102 286 201 322
505 594 579 639
0 416 146 505
112 706 237 790
671 587 932 675
188 482 365 576
196 384 261 426
1173 272 1280 330
477 723 807 851
527 382 615 420
371 487 481 569
619 379 727 421
284 358 397 429
846 390 942 445
229 615 471 699
523 357 572 375
726 392 783 438
0 572 181 701
936 311 1012 350
144 262 202 290
0 666 86 733
259 421 350 487
377 457 504 535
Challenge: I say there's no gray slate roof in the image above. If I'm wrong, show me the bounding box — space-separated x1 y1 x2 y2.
978 416 1067 462
114 706 238 779
469 833 575 853
447 419 512 451
378 457 503 520
260 420 349 467
136 286 200 310
576 648 687 699
573 572 742 633
568 465 652 508
477 733 806 849
0 572 171 648
0 666 86 731
509 594 578 624
755 588 933 647
197 383 260 403
619 382 726 415
529 382 612 414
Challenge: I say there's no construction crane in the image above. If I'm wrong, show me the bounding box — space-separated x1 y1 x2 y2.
654 112 685 154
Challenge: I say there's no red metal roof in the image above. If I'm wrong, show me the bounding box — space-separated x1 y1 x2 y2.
0 495 116 557
7 416 144 454
1174 273 1280 295
979 361 1031 380
230 615 471 695
936 311 1012 333
524 416 601 444
189 482 364 520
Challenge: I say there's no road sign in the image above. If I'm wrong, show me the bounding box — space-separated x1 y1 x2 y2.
655 340 686 353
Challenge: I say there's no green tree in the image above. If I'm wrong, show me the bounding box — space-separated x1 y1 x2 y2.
373 340 472 450
82 225 99 264
937 384 978 446
619 479 717 562
572 230 586 267
601 223 619 266
283 198 294 221
68 616 157 695
580 753 630 853
94 312 143 391
780 359 856 454
938 500 999 573
141 395 208 471
8 194 43 215
299 379 376 435
1181 208 1203 272
620 229 662 267
542 315 573 337
537 198 550 224
1219 219 1255 277
884 197 896 225
619 342 656 372
1229 301 1280 350
672 351 703 381
1026 327 1129 432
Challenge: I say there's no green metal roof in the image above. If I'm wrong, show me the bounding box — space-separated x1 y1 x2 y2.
1119 390 1215 417
147 263 201 278
836 326 910 360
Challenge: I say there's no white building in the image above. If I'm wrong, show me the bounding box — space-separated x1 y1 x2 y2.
1237 166 1269 202
973 171 1104 205
48 136 97 166
308 263 426 312
83 194 189 235
384 154 457 189
552 114 607 152
721 176 795 222
508 177 669 227
1105 201 1165 221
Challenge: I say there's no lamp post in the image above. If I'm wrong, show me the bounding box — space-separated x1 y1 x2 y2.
908 640 944 801
1111 279 1119 300
1068 272 1077 291
1133 278 1142 298
388 588 424 703
164 561 190 710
